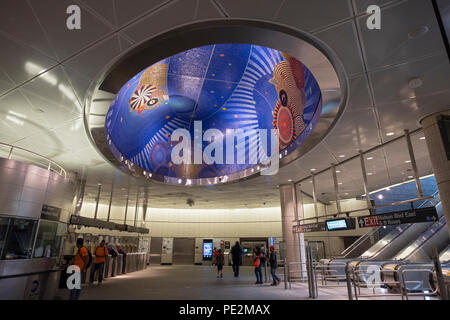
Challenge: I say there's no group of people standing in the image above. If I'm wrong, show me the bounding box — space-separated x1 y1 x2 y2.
213 241 281 286
69 238 121 300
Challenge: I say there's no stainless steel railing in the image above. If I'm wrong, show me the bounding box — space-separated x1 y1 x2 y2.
0 142 67 178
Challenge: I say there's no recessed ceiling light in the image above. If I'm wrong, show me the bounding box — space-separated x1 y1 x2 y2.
420 137 425 140
338 182 343 185
405 160 411 163
344 193 349 195
288 179 293 182
310 168 316 171
367 173 373 176
408 77 423 89
336 170 341 173
386 132 395 136
378 194 384 200
339 155 345 158
367 157 373 160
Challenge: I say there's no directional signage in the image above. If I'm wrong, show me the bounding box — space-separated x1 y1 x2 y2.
357 207 438 228
41 205 61 221
293 222 327 233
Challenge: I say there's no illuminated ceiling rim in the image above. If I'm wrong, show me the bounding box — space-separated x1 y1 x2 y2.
84 20 347 186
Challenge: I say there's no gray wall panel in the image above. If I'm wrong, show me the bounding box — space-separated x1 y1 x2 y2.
0 159 75 221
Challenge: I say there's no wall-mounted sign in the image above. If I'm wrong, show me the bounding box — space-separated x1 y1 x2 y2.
293 222 327 233
41 205 61 221
69 215 116 230
325 218 356 231
357 207 438 228
115 224 128 232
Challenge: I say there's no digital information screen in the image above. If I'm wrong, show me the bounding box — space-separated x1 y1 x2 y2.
325 218 356 231
203 241 213 260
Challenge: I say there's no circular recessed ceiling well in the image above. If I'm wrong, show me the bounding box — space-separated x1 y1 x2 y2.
85 21 346 185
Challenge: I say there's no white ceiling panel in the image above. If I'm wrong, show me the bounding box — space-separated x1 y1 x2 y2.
113 0 174 28
195 0 224 20
20 66 82 127
215 0 283 20
78 0 117 29
122 0 198 44
62 34 125 103
29 0 114 61
291 143 337 173
0 34 57 85
0 91 50 141
276 0 352 32
314 21 364 77
376 89 450 136
323 107 380 156
369 53 450 107
357 0 447 70
351 0 401 14
0 1 58 60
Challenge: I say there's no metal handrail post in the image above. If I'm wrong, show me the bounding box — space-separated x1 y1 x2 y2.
284 259 288 290
352 268 359 300
7 146 13 159
345 261 354 300
431 247 448 300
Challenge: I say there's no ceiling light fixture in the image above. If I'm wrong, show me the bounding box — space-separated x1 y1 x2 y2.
420 137 425 140
310 168 316 171
339 155 345 158
367 157 373 160
408 77 423 89
378 194 384 200
386 132 395 136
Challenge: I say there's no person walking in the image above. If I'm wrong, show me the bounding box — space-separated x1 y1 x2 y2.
216 249 225 278
253 247 263 285
90 240 109 285
69 238 89 300
230 241 242 277
269 246 281 286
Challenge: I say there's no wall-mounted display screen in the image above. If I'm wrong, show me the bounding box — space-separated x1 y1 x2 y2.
326 218 356 231
203 240 213 260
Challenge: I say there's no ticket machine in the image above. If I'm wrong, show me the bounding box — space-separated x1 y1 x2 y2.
161 238 173 265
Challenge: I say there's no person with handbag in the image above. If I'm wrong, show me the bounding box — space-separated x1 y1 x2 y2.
90 240 109 284
253 247 263 284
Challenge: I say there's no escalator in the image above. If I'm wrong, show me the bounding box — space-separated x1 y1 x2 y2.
379 201 448 292
320 193 444 281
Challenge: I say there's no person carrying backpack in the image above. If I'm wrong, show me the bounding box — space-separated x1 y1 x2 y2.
253 247 263 285
216 249 225 278
90 240 109 284
69 238 90 300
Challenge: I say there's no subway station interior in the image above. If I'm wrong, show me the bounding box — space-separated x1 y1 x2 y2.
0 0 449 302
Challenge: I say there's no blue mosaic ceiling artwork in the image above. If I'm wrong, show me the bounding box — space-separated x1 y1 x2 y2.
105 44 322 181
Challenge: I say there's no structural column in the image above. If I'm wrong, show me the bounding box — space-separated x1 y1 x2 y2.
279 183 305 279
421 110 450 236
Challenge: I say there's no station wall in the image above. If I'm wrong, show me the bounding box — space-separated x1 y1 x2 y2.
78 198 373 258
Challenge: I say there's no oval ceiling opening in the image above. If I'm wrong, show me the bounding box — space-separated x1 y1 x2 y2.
104 43 323 185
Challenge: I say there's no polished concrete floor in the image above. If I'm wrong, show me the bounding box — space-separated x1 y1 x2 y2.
56 265 434 300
